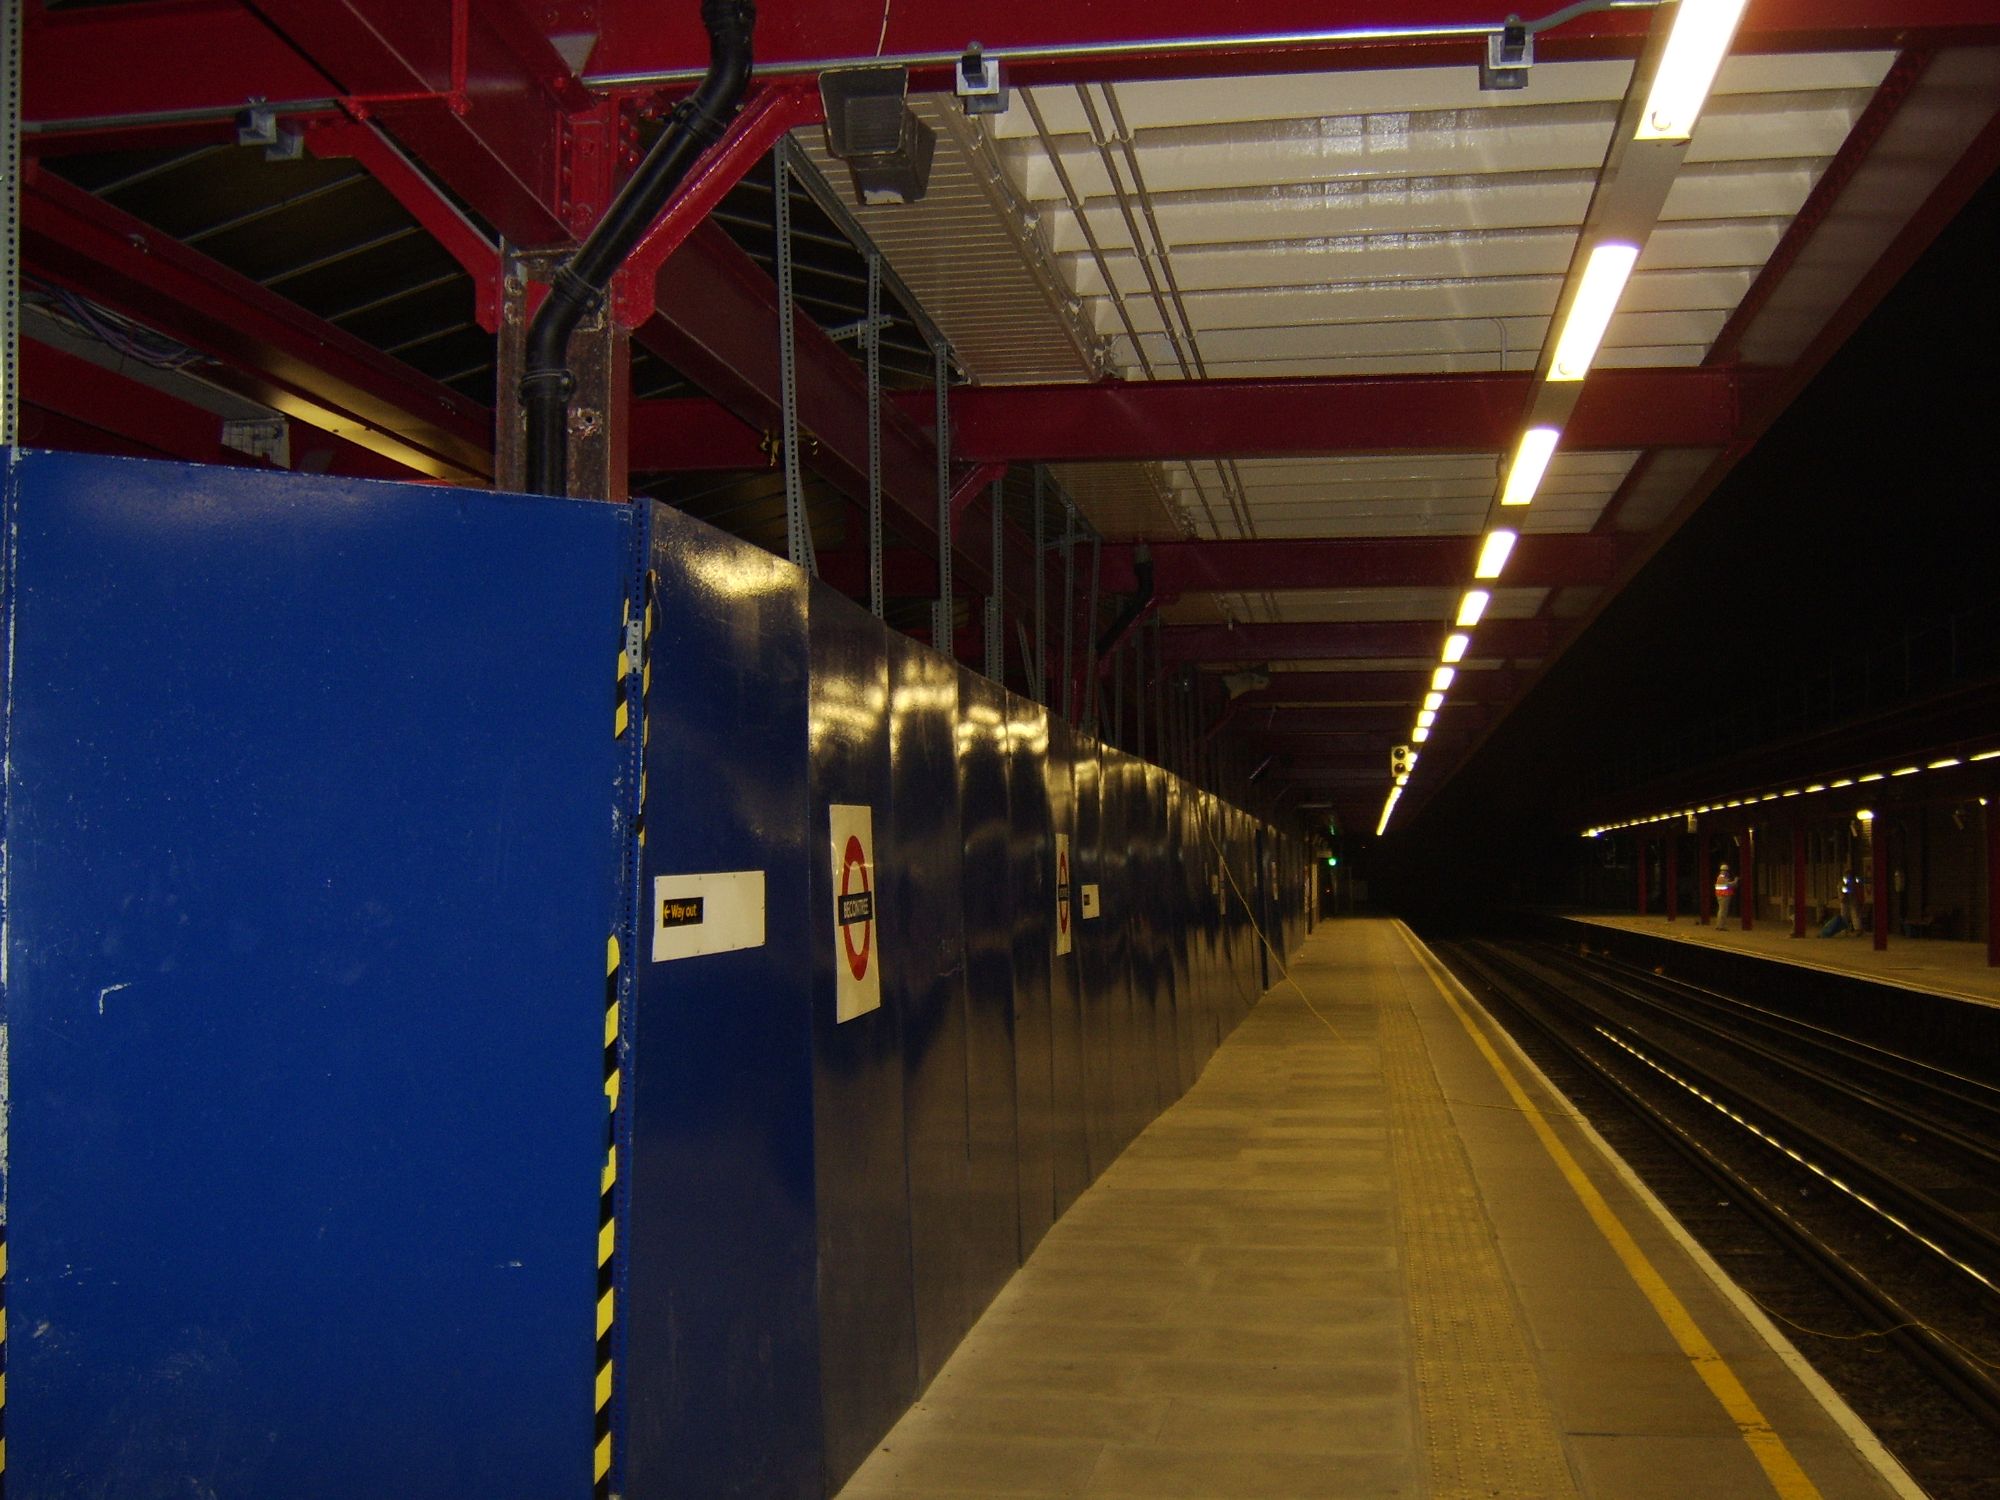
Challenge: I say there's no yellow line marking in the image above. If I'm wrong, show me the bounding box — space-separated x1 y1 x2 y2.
604 1070 621 1109
595 1361 613 1411
606 935 620 976
1396 925 1824 1500
602 1150 617 1194
599 1219 616 1266
597 1289 615 1339
594 1434 611 1480
604 1004 620 1049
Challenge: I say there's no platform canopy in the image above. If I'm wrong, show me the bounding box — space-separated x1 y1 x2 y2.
22 0 2000 833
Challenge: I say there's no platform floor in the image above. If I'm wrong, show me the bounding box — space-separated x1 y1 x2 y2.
1573 912 2000 1007
834 919 1914 1500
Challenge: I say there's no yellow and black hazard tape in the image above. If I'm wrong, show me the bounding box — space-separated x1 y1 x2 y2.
595 575 653 1496
595 932 620 1497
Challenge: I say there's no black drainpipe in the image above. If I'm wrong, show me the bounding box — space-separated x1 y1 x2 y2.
521 0 756 496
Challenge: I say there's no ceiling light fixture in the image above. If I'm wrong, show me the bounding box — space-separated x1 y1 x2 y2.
1636 0 1750 142
1457 589 1491 626
1442 633 1470 664
1417 709 1437 728
1474 529 1517 580
1501 426 1561 503
1423 691 1445 712
1413 725 1432 743
1549 243 1639 380
1431 667 1456 692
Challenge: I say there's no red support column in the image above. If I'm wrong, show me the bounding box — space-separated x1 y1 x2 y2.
1792 821 1808 937
1873 818 1891 952
1698 824 1713 925
1636 838 1649 916
1988 801 2000 967
1664 833 1679 921
1741 825 1756 933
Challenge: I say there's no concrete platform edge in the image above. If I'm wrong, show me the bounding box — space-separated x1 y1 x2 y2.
1393 920 1927 1500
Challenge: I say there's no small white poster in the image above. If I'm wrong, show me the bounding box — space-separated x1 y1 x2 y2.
651 871 766 962
1055 833 1073 956
1081 883 1101 920
830 803 882 1021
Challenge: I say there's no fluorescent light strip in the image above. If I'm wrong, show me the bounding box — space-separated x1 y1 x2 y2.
1474 529 1517 580
1413 725 1431 743
1431 667 1455 692
1501 427 1560 504
1441 633 1470 664
1416 709 1437 728
1636 0 1750 142
1549 243 1639 382
1423 691 1444 712
1457 589 1490 626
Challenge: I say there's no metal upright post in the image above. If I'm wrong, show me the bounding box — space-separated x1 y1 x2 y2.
985 475 1005 681
775 145 815 573
1060 502 1076 723
1665 830 1679 921
866 251 884 618
1133 638 1145 760
1741 825 1756 932
933 340 953 655
1791 821 1807 937
1084 533 1102 733
0 0 18 448
1032 467 1047 702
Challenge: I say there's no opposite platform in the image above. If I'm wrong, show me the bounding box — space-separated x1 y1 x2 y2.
1570 912 2000 1008
834 919 1915 1500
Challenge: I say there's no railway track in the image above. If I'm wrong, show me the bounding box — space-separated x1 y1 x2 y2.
1437 936 2000 1495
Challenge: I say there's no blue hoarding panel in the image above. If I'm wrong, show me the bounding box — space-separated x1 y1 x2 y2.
958 670 1022 1304
884 636 973 1385
1007 696 1057 1255
807 581 917 1490
624 506 822 1499
2 452 626 1499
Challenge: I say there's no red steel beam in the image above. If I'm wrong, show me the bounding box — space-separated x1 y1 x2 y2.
245 0 576 245
588 1 2000 91
1225 706 1487 735
1222 668 1521 705
1162 618 1555 663
21 337 423 479
628 368 1749 471
1105 534 1623 595
943 368 1753 463
22 165 493 481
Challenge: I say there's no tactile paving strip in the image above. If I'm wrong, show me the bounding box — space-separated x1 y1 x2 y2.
1377 929 1583 1500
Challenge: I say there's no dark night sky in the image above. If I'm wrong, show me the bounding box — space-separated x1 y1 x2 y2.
1399 162 2000 881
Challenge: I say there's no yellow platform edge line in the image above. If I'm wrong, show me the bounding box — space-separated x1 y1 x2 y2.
1394 922 1824 1500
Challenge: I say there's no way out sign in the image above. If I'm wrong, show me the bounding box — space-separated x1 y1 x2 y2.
830 803 882 1021
1055 833 1073 956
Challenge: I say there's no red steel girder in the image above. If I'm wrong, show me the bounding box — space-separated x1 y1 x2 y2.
628 368 1747 471
588 1 2000 91
1222 668 1521 706
24 1 333 138
22 164 493 481
1104 534 1622 595
1162 618 1555 663
246 0 578 245
1227 706 1487 735
21 337 422 479
945 369 1752 464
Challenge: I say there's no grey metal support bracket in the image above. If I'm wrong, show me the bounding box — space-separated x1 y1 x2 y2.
775 145 816 575
932 339 952 654
985 474 1005 682
1032 465 1047 703
866 251 884 619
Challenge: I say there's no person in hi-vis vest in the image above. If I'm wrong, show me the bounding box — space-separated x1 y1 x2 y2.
1713 863 1737 929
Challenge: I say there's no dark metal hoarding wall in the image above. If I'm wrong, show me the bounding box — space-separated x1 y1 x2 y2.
0 457 1304 1499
